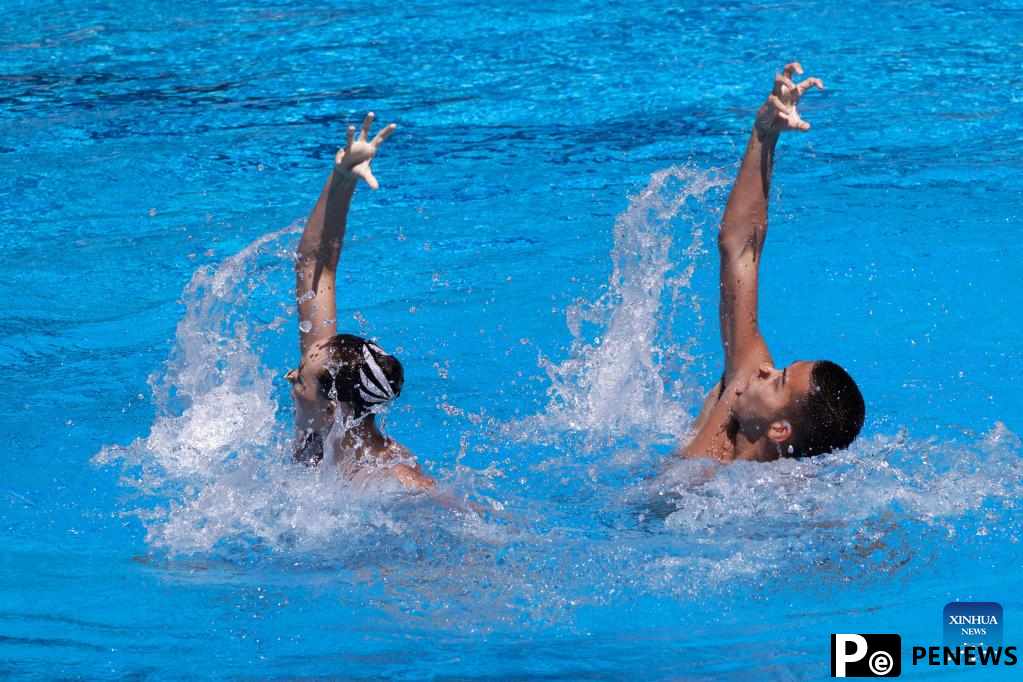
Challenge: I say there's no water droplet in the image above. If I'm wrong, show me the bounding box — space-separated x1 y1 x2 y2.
299 320 312 333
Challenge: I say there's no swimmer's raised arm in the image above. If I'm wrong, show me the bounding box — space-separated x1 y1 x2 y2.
681 64 862 461
295 113 396 355
715 63 824 383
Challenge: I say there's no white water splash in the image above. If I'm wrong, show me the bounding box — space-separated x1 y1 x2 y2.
94 222 495 559
96 225 300 489
526 163 730 444
91 168 1023 629
630 423 1023 593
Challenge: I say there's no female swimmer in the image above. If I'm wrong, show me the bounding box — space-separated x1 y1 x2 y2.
287 113 433 490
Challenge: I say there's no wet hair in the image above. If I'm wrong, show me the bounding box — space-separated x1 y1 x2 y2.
314 334 404 417
789 360 865 458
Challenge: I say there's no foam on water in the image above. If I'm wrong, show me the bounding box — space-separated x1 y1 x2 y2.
634 425 1023 594
95 165 1022 627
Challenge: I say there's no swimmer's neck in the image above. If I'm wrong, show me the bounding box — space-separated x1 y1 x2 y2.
339 414 385 448
726 416 781 462
323 413 401 461
298 403 384 445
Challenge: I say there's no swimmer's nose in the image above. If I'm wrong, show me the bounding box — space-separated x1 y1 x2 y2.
758 363 773 378
285 369 298 384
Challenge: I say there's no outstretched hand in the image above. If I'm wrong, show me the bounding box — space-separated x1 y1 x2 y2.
334 112 397 190
754 62 824 136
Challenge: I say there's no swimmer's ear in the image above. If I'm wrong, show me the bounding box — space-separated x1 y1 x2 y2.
767 420 792 444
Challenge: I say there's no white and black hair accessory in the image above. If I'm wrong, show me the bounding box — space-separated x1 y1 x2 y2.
357 370 389 404
357 344 396 404
358 386 387 405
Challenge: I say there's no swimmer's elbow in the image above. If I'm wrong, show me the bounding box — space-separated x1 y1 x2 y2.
717 227 745 261
295 236 341 271
718 231 763 266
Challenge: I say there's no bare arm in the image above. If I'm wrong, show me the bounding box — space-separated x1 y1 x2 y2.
678 64 825 458
717 63 824 383
391 463 437 490
295 113 396 355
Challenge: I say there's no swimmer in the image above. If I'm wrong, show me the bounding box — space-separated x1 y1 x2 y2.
287 113 434 490
680 63 865 461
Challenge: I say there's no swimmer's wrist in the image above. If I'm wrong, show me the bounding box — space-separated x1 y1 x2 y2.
752 124 780 145
331 166 360 186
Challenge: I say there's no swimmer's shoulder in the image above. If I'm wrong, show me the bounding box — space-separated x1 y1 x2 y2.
678 375 741 460
380 438 436 490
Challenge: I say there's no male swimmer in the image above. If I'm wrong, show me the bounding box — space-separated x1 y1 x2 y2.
680 63 865 461
287 113 434 489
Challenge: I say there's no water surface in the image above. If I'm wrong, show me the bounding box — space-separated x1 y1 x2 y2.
2 0 1022 678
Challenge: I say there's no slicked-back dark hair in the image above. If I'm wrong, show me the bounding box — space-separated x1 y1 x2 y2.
314 334 404 418
790 360 865 458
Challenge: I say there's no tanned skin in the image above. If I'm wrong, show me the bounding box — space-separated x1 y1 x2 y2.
679 63 825 462
286 113 434 490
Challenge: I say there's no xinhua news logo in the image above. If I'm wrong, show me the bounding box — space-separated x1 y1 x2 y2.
944 602 1003 653
831 634 901 677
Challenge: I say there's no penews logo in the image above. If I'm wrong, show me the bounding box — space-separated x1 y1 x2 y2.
831 634 901 677
834 603 1016 675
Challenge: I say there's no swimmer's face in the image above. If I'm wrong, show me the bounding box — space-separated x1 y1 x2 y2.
732 361 815 438
286 341 333 419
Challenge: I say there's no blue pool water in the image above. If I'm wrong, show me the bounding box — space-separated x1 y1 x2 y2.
2 0 1023 678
